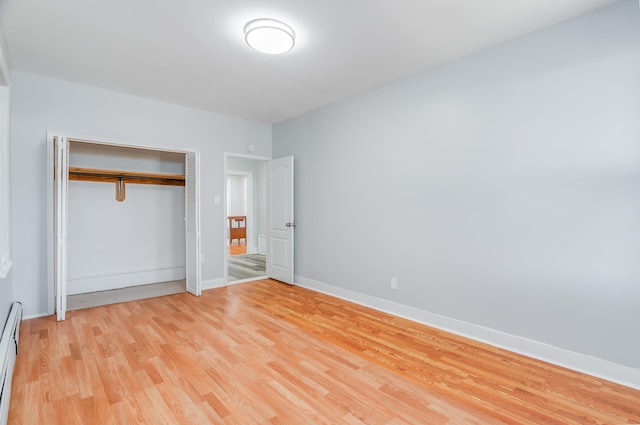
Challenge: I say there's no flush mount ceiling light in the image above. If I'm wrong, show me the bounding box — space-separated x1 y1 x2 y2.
244 19 295 54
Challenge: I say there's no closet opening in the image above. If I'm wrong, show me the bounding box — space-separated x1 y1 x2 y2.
48 134 201 320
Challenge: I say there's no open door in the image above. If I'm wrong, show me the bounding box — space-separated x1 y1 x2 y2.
53 135 69 321
267 156 294 284
185 151 202 295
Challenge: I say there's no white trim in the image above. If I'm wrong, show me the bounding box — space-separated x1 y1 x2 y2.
295 275 640 390
54 131 197 154
46 137 55 314
225 152 271 162
0 46 11 281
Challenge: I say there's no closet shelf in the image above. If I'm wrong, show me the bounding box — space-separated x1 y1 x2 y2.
69 167 185 185
69 167 185 202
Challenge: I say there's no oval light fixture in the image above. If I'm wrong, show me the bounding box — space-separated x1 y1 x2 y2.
244 19 295 54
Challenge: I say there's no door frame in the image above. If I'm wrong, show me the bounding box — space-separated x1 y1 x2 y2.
223 152 270 284
47 131 200 316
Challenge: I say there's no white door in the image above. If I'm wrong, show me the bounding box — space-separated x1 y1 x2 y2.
53 135 69 321
267 156 294 284
185 151 202 295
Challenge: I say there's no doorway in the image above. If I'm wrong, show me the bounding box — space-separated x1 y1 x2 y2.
224 153 295 285
226 155 267 282
227 171 251 256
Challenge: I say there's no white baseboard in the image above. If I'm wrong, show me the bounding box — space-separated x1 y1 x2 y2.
21 312 52 321
202 278 226 290
68 265 185 295
295 276 640 390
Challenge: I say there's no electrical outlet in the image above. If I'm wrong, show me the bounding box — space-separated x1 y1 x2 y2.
391 277 398 290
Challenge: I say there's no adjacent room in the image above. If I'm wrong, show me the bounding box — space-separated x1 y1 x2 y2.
226 155 268 282
1 0 639 424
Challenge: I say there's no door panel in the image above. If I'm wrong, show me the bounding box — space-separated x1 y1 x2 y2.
185 151 201 296
267 156 294 284
53 135 69 321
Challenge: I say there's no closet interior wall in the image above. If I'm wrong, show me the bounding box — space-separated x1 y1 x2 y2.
67 141 186 295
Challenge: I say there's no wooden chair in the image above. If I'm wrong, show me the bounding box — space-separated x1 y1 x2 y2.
229 216 247 245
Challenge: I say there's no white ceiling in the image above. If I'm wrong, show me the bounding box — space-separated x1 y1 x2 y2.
0 0 620 123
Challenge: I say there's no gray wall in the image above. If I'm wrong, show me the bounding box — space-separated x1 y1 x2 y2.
0 267 12 330
227 174 248 216
273 1 640 368
0 22 14 328
0 266 12 329
11 71 271 316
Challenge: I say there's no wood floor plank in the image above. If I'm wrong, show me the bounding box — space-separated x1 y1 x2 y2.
234 280 640 424
9 278 640 424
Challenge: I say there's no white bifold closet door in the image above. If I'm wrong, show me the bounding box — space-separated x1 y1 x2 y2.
50 134 202 321
53 135 69 321
185 151 201 296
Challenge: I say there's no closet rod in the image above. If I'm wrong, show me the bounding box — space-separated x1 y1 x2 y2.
69 167 185 186
68 167 185 202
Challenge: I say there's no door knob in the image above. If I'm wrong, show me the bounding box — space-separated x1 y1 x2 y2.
285 222 296 228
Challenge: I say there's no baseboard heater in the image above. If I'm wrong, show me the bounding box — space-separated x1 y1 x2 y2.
0 302 22 425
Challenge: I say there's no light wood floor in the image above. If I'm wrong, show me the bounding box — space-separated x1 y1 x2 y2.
229 242 246 256
9 279 640 424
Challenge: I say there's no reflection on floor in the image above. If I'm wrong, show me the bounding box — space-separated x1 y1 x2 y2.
228 254 266 281
68 280 186 311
